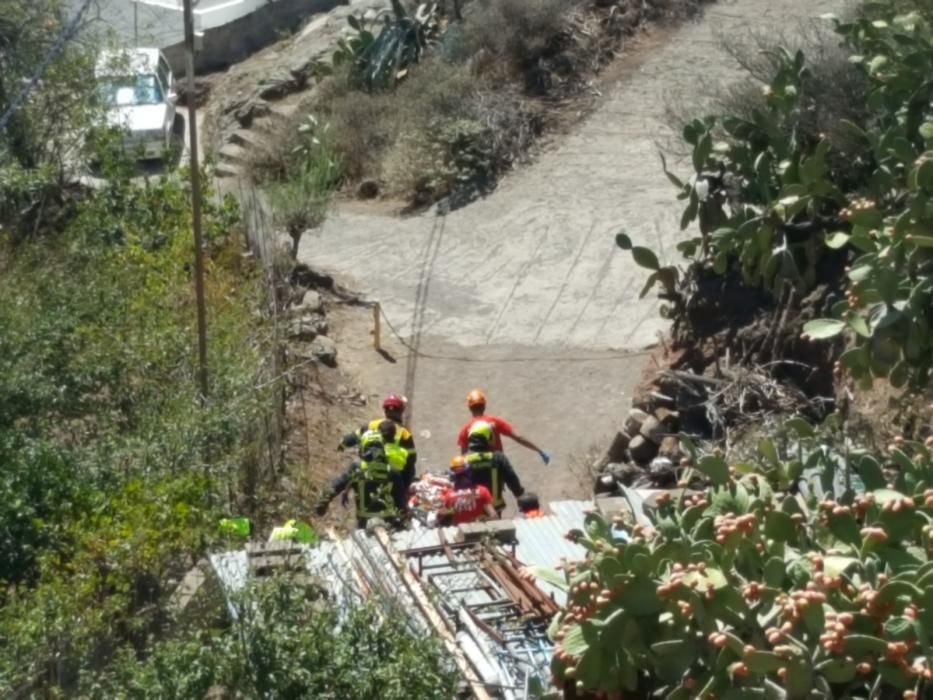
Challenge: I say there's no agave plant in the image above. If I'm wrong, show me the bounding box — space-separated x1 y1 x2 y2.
333 0 440 92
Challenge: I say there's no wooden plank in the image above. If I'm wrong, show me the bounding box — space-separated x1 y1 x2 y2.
595 496 631 518
374 528 493 700
167 558 210 614
246 541 305 556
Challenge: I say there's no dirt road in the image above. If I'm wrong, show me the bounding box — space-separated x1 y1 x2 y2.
300 0 847 507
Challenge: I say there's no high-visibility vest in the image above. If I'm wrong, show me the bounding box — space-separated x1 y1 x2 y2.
466 451 502 508
354 430 397 518
361 419 411 472
354 458 397 518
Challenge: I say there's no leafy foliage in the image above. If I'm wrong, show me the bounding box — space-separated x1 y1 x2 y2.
544 419 933 698
88 578 459 699
617 3 933 389
0 160 273 695
266 116 343 256
333 0 441 92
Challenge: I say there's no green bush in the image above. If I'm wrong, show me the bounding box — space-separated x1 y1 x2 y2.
89 578 459 699
0 162 272 694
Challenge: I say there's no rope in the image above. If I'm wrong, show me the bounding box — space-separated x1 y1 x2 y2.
0 0 95 133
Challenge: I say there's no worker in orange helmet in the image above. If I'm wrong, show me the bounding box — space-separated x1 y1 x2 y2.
439 456 497 526
457 389 550 465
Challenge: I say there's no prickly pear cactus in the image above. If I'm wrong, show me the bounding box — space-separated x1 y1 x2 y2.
540 435 933 699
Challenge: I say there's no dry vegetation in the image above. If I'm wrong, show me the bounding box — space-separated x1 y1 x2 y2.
249 0 711 210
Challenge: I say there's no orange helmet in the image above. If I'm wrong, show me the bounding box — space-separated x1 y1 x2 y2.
449 455 470 480
466 389 486 408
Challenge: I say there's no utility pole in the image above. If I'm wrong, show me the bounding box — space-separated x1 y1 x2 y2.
182 0 209 403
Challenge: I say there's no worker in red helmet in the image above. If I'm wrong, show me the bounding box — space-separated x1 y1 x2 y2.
341 393 416 505
439 456 497 526
457 389 550 465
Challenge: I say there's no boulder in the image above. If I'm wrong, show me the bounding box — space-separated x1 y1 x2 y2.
293 289 324 315
628 435 658 466
310 335 338 367
594 473 616 495
286 313 328 341
603 430 631 465
658 436 683 462
357 179 380 199
654 406 680 429
648 457 677 487
639 415 667 445
606 462 640 486
624 408 650 436
233 98 270 128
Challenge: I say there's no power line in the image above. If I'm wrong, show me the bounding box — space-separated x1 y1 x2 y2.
0 0 95 133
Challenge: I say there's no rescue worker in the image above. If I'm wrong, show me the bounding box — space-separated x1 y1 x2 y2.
439 456 497 526
341 394 417 505
457 389 550 465
464 420 525 514
316 421 405 529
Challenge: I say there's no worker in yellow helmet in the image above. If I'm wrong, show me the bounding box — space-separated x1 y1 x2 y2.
463 420 525 514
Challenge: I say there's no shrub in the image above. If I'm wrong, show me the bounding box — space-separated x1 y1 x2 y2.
460 0 580 75
89 578 459 699
0 160 272 694
266 119 343 256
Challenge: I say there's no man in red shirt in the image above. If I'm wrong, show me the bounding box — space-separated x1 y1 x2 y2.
457 389 550 465
440 456 497 526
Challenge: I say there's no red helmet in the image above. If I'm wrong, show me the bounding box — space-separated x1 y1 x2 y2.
382 394 406 411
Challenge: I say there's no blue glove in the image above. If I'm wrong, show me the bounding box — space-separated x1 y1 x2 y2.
539 450 551 465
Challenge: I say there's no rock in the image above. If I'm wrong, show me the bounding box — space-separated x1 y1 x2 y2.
658 436 683 462
258 72 303 100
628 435 658 466
357 179 380 199
292 289 324 315
176 77 212 108
233 98 270 128
310 335 338 367
654 406 680 429
600 430 631 466
287 317 315 341
648 458 677 487
639 415 667 445
606 462 640 486
594 473 616 495
286 313 328 341
291 264 335 291
624 408 650 437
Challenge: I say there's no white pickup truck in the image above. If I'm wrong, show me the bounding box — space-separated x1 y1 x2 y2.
95 48 178 160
